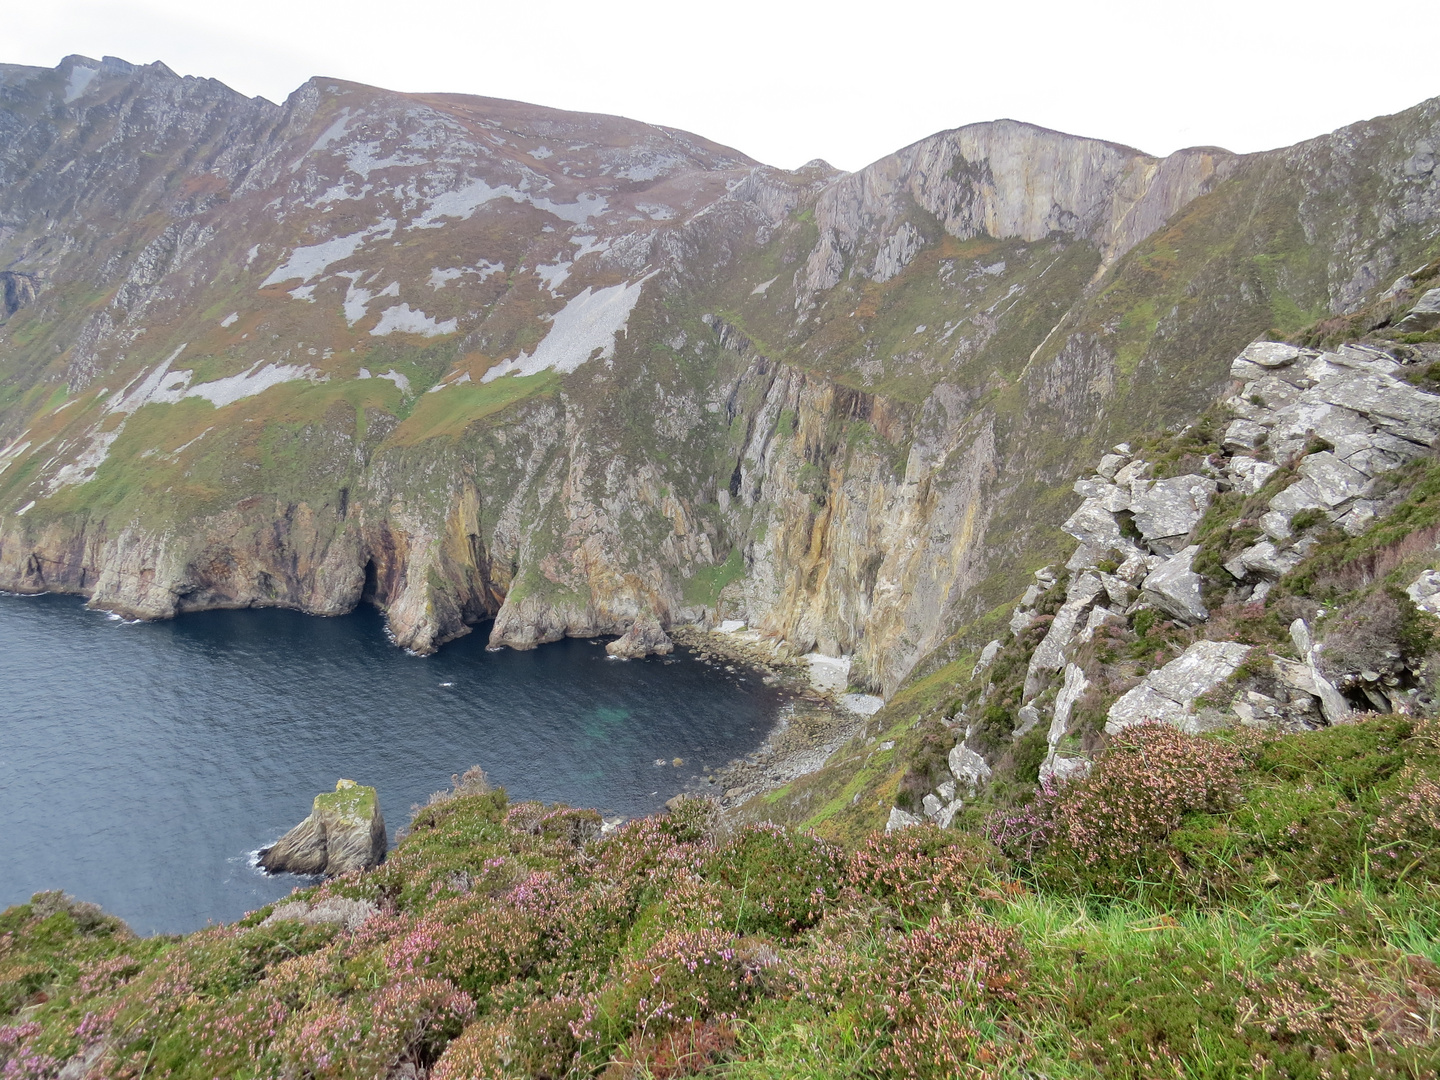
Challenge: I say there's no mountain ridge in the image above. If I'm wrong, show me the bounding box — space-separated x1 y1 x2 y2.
0 54 1436 698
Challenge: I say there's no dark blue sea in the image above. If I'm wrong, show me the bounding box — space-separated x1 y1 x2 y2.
0 594 780 934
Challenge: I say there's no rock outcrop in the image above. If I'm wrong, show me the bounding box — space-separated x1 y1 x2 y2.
605 614 674 658
882 305 1440 823
259 780 387 877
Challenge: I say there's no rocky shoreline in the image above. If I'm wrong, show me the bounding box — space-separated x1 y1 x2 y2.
668 626 882 811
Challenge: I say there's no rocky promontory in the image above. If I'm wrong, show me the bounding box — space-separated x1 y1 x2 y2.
259 779 387 876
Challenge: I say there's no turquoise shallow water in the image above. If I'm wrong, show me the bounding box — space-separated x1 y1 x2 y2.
0 594 780 934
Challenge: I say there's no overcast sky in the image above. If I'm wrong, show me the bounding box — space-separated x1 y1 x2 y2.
8 0 1440 173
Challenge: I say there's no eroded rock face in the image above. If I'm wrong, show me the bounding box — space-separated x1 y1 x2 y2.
259 779 387 877
1 56 1438 705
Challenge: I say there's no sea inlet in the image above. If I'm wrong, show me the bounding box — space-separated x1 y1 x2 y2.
0 593 781 934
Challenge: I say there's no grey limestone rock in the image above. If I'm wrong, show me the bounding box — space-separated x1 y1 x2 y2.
1241 341 1302 368
1062 497 1127 549
948 743 993 791
1023 572 1104 697
1223 419 1268 453
1259 511 1293 541
1332 430 1429 476
1096 453 1127 480
1105 640 1252 735
1037 663 1090 781
1287 618 1351 725
1314 372 1440 444
1113 458 1151 487
1296 452 1370 507
1012 703 1042 739
1141 545 1208 623
1335 501 1379 535
1227 455 1280 495
972 638 1002 677
1397 288 1440 331
1040 755 1092 784
886 806 923 833
262 897 379 932
1268 480 1329 521
1237 539 1311 579
1129 475 1217 553
933 798 964 829
1407 569 1440 616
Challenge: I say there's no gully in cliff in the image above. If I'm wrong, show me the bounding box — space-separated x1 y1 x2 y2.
259 779 387 876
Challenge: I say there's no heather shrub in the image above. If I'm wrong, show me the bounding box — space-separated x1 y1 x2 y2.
847 824 995 919
1316 586 1439 686
587 817 707 905
271 975 474 1079
385 897 543 1000
433 993 595 1080
703 823 843 935
1370 767 1440 882
663 796 720 843
609 929 777 1037
859 917 1028 1079
1029 722 1245 895
603 1017 738 1079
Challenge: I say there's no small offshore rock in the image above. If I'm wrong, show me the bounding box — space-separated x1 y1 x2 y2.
259 779 387 877
605 613 674 658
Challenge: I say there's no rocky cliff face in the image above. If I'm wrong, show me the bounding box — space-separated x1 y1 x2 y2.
0 55 1437 700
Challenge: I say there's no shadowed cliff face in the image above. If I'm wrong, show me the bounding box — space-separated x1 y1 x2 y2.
0 55 1437 694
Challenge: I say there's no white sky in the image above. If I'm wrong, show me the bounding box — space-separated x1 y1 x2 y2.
7 0 1440 173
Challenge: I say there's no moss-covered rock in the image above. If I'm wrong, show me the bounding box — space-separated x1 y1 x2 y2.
259 778 386 876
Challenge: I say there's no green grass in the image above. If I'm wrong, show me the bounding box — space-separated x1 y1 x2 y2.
386 371 558 444
681 546 746 608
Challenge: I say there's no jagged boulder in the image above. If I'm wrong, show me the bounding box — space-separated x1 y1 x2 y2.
886 807 922 833
1141 545 1208 623
1397 287 1440 331
1407 569 1440 615
1105 640 1252 734
948 743 993 792
1128 475 1217 554
605 614 674 658
1023 572 1105 698
260 780 387 876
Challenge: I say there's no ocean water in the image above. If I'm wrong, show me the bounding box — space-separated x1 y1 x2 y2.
0 594 781 934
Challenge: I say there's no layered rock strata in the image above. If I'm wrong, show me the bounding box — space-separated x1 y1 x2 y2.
259 779 387 877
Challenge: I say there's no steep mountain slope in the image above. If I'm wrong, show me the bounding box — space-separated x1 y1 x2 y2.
0 54 1437 703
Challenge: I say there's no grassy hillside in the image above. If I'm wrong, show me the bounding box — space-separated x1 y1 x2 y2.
3 723 1440 1079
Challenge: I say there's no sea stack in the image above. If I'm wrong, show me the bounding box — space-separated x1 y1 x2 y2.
259 779 387 876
